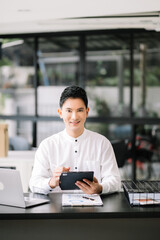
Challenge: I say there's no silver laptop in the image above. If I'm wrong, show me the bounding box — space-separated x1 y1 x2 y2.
0 168 49 208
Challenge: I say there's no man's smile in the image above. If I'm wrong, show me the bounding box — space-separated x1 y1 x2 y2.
70 121 80 125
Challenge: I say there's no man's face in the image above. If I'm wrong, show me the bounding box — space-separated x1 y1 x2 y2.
58 98 89 137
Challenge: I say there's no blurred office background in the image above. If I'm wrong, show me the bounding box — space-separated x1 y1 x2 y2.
0 0 160 181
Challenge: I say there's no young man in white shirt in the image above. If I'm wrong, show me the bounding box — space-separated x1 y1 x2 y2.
29 86 121 195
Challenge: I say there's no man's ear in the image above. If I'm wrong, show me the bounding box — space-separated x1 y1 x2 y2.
58 108 63 118
86 107 89 117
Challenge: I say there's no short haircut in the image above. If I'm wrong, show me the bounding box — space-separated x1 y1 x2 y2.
59 85 88 108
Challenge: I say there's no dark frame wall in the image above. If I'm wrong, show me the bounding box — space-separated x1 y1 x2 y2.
0 29 160 180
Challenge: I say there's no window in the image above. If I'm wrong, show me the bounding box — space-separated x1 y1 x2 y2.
37 36 80 117
86 34 130 118
0 38 35 146
0 38 35 116
133 32 160 118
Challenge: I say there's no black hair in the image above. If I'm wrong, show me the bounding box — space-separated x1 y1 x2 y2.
59 85 88 108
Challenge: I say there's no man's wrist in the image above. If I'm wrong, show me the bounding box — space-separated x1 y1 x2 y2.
98 184 103 194
49 178 56 189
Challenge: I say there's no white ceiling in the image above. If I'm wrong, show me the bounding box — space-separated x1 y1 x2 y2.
0 0 160 35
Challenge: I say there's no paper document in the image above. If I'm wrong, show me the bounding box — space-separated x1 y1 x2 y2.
133 199 160 205
62 194 103 206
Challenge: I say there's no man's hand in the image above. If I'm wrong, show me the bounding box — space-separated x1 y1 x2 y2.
49 166 70 189
75 176 102 194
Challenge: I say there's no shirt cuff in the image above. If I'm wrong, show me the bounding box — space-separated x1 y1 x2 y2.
45 178 62 193
42 178 53 193
101 182 109 194
47 178 54 191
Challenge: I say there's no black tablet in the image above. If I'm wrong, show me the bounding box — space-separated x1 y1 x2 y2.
59 171 94 190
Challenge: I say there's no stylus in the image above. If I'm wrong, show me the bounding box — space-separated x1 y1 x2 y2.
82 196 95 201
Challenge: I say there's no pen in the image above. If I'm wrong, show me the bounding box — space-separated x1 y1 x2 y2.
82 196 95 201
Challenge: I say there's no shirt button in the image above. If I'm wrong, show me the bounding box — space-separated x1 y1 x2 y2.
75 139 77 142
75 150 77 153
75 167 77 169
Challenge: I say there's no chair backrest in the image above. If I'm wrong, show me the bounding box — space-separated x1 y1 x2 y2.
9 136 31 150
111 139 128 168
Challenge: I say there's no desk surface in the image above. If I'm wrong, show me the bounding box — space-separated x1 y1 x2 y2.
1 192 160 220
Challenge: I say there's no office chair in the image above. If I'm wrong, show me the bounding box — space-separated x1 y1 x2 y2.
111 139 129 168
133 136 154 179
9 136 31 151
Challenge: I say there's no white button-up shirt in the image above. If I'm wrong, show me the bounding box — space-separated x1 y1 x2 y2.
29 128 121 194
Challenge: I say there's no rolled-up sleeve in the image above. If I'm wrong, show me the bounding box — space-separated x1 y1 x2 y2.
29 142 53 195
100 140 121 194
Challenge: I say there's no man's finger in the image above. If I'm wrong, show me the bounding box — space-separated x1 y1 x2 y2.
55 172 61 177
82 179 92 186
76 181 91 190
63 167 70 172
93 176 98 183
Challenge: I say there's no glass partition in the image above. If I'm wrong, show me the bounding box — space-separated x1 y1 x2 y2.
1 119 33 150
133 32 160 118
0 38 35 116
0 38 35 142
1 32 160 153
133 124 160 180
85 122 132 141
86 34 130 118
38 36 80 116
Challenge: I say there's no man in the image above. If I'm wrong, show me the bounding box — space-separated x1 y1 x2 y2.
29 86 121 195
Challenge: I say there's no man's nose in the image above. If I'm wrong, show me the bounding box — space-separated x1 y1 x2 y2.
71 111 78 119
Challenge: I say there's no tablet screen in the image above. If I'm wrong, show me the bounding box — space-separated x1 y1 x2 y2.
59 171 94 190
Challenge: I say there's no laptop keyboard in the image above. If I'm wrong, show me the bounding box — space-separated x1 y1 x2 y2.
24 196 49 207
24 197 41 205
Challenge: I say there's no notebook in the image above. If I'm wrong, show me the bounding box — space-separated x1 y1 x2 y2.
62 193 103 206
0 168 50 208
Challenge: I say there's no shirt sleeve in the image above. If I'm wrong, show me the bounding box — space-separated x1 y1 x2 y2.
100 139 121 194
29 141 54 195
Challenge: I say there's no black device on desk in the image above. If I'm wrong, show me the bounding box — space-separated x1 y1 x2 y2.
59 171 94 190
122 180 160 206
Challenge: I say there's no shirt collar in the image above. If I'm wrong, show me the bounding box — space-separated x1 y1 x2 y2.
63 128 87 142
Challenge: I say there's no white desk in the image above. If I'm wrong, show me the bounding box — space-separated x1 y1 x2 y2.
0 151 35 192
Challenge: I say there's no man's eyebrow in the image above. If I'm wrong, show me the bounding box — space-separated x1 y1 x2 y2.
65 107 84 110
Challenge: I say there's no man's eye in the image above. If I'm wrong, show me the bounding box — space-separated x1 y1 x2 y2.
67 110 71 112
78 109 83 112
